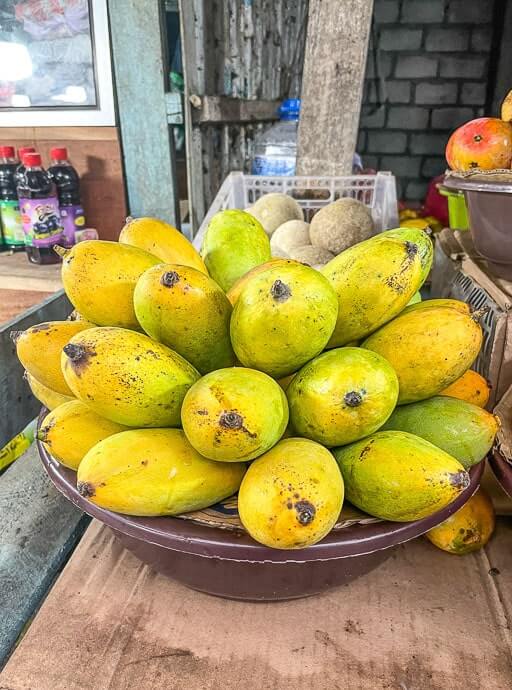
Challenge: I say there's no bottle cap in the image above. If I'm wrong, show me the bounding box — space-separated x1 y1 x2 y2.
24 153 42 167
279 98 301 120
50 147 68 161
18 146 35 159
0 146 15 158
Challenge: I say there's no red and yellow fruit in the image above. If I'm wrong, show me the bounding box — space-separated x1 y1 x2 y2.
446 117 512 171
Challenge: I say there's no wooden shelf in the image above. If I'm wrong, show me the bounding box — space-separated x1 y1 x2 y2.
0 252 62 293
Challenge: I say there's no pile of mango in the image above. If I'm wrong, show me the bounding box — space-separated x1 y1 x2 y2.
14 207 500 551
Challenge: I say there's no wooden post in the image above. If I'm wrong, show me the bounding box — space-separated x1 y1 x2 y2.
297 0 374 176
109 0 180 226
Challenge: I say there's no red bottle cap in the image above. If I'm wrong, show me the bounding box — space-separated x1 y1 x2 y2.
24 153 42 167
0 146 15 158
18 146 35 158
50 147 68 161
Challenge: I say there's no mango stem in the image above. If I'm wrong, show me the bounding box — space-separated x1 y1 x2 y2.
53 245 70 259
470 307 490 323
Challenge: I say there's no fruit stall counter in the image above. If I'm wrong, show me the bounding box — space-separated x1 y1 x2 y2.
1 516 511 690
0 252 62 323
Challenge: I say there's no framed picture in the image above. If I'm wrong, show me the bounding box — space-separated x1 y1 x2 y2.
0 0 115 126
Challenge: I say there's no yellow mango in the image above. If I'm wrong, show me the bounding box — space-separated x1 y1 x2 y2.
501 89 512 122
230 261 338 378
287 347 399 447
426 489 495 554
134 264 235 374
322 227 431 346
363 306 483 404
61 327 199 427
56 240 160 329
119 216 207 274
238 438 344 549
38 400 128 470
440 370 490 408
402 297 470 316
14 320 93 396
25 372 74 410
77 428 246 516
181 367 288 462
226 258 293 305
334 431 469 522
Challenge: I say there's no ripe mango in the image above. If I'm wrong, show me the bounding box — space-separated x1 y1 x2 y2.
402 297 470 316
77 428 246 516
238 438 343 549
226 258 292 306
119 216 207 274
287 347 399 447
56 240 160 329
61 327 199 427
363 305 482 404
230 261 338 378
334 431 469 522
425 489 495 554
14 320 93 396
134 264 235 374
25 372 73 410
181 367 288 462
382 396 499 469
440 369 490 408
383 227 433 283
38 400 128 470
321 227 431 346
200 210 271 291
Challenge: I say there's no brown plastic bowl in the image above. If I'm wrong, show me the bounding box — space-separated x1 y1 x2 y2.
489 449 512 498
443 175 512 280
38 432 484 601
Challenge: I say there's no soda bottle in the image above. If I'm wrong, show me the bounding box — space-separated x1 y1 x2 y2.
48 147 86 247
0 145 26 252
14 146 36 188
17 152 64 265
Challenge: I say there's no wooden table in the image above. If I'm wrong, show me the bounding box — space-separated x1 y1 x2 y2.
0 252 62 324
1 514 511 689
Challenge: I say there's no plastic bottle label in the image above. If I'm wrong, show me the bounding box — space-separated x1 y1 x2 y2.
0 200 25 246
19 196 64 247
60 204 86 247
252 156 296 176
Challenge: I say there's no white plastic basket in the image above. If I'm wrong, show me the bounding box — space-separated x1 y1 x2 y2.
193 171 399 248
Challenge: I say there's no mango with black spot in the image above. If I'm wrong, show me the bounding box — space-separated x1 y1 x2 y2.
181 367 288 462
14 320 94 396
38 400 129 470
321 227 431 346
426 489 495 554
61 327 199 427
238 438 343 549
334 430 469 522
56 240 160 329
77 428 246 516
288 347 399 447
230 261 338 378
134 264 235 374
363 305 483 404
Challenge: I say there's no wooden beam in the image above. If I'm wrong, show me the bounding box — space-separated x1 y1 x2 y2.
109 0 180 226
191 97 280 125
297 0 374 176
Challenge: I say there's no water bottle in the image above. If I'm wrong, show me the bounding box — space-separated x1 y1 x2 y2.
251 98 300 176
48 147 86 247
0 145 25 252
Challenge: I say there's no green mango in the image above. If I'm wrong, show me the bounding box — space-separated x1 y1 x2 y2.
406 291 422 306
321 227 432 347
382 227 433 284
200 209 271 291
287 347 399 447
333 430 469 522
134 263 235 374
381 396 499 469
230 261 338 378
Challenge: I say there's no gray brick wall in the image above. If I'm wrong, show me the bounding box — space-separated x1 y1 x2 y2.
358 0 496 202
